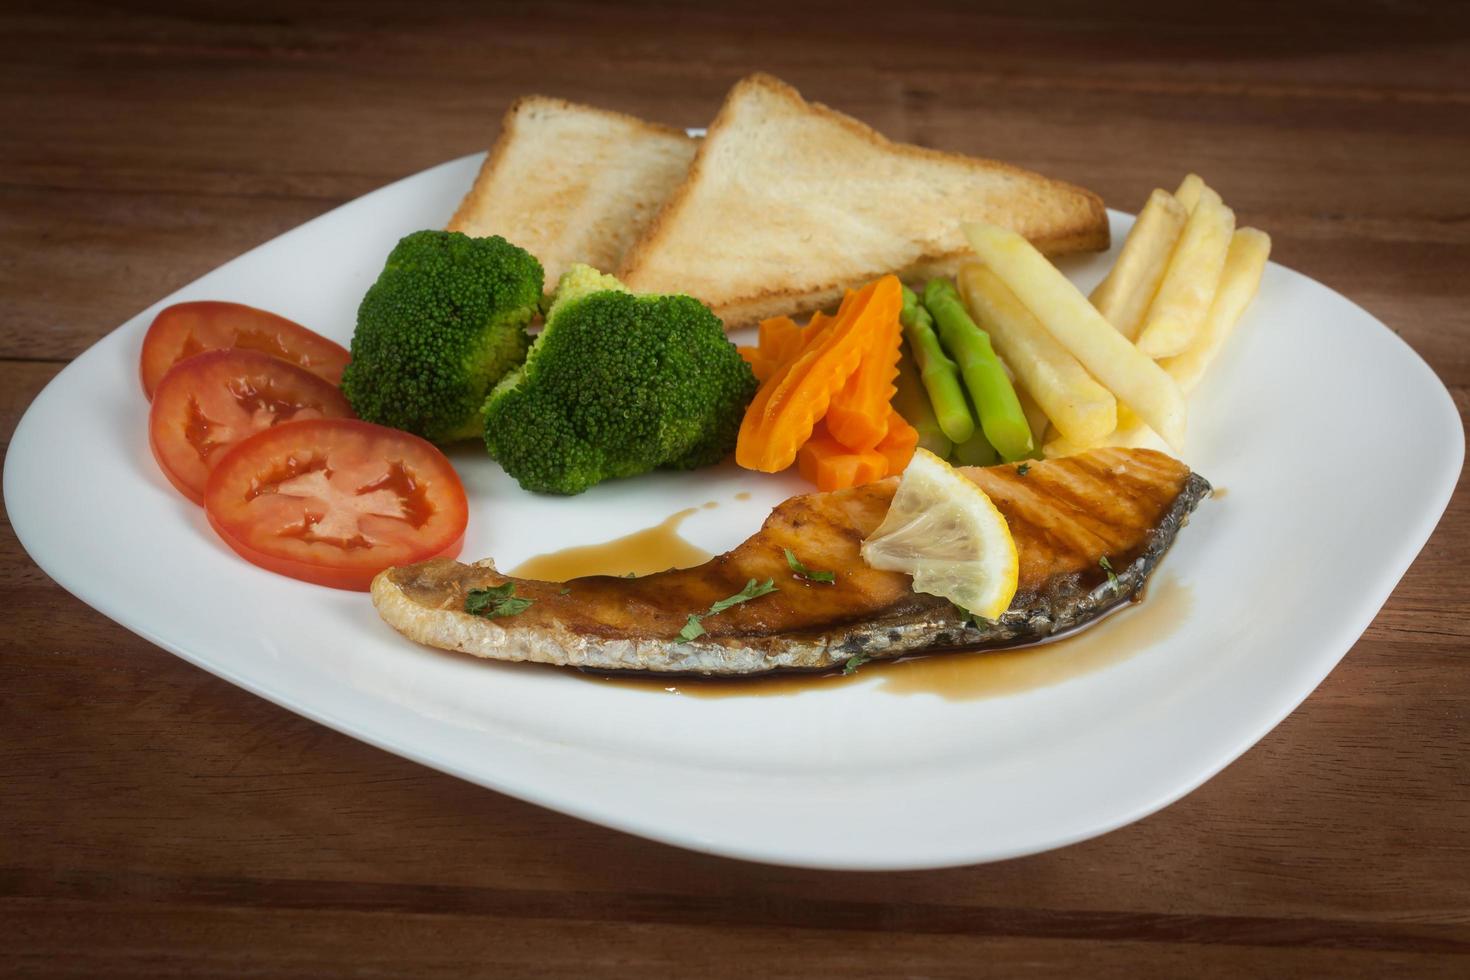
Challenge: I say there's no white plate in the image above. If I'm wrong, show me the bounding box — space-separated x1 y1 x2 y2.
6 155 1462 870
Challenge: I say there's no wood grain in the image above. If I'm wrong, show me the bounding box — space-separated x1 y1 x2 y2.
3 2 1467 976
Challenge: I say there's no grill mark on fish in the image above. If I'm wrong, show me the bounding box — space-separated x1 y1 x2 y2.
1038 460 1157 526
979 474 1119 568
371 449 1211 676
1076 453 1177 509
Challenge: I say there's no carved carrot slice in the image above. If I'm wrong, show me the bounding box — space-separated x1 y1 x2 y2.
824 306 903 451
874 409 919 475
739 316 807 382
796 424 889 492
736 276 902 473
736 344 771 381
758 315 804 365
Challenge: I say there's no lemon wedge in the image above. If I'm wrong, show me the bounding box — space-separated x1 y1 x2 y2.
860 448 1019 620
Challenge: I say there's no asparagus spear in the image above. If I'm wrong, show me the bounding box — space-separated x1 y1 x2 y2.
893 342 953 458
951 427 999 467
899 286 976 443
923 278 1034 461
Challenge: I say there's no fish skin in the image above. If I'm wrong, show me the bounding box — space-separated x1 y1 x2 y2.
371 448 1211 675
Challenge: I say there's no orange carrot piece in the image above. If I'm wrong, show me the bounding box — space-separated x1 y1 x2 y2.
737 344 768 380
797 426 888 492
757 316 804 366
736 295 860 471
736 276 903 473
740 310 834 400
805 309 833 335
769 306 836 371
875 409 919 475
824 305 902 451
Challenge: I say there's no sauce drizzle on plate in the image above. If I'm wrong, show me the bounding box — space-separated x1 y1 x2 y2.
510 507 712 581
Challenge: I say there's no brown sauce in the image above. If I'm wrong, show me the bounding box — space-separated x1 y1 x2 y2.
877 577 1193 700
510 508 712 582
613 577 1192 701
735 492 752 501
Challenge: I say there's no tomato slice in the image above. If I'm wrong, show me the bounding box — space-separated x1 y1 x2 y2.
204 419 467 591
140 301 351 399
149 349 355 504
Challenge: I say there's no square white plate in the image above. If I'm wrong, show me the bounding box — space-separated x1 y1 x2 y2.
6 155 1462 870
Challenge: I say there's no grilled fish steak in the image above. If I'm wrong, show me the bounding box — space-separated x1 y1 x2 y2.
371 448 1210 675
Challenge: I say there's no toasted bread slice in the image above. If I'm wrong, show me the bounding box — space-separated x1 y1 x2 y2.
448 96 698 287
618 74 1109 328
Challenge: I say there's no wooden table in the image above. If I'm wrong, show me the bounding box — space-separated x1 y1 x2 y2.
4 3 1467 975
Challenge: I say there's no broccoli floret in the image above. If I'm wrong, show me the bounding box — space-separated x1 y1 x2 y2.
484 264 758 495
341 230 543 443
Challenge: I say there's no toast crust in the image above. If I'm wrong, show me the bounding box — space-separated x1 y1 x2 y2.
619 73 1109 328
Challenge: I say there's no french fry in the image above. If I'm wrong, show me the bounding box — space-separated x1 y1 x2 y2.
1039 177 1265 459
1175 173 1205 212
961 223 1186 449
1060 226 1270 453
957 262 1117 446
1089 188 1188 341
1134 186 1235 358
1160 227 1271 392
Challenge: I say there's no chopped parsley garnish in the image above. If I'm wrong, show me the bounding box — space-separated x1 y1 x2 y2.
708 578 779 615
1099 555 1119 588
1016 462 1030 476
465 582 534 619
676 578 779 643
784 547 835 584
842 653 871 676
677 614 707 643
558 587 572 595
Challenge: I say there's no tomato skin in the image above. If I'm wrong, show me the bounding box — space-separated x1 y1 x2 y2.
140 301 350 399
149 349 355 504
204 519 465 592
203 419 468 591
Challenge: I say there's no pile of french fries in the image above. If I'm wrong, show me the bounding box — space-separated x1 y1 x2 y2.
958 174 1270 457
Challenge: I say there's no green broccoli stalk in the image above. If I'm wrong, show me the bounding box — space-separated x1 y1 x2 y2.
341 230 543 443
484 264 758 495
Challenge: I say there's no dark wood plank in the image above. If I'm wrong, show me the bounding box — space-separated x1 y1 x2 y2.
0 361 60 449
0 188 329 361
8 901 1467 980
